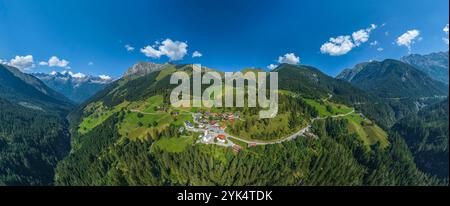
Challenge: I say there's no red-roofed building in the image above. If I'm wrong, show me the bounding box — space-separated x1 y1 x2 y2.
216 134 226 140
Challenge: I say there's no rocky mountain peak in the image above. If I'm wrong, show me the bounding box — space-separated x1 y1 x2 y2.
123 62 169 77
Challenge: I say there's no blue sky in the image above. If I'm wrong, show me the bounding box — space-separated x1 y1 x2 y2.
0 0 448 78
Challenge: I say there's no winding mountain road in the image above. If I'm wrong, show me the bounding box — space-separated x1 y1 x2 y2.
130 93 356 146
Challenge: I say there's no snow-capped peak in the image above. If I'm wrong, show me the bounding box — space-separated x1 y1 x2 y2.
99 75 112 81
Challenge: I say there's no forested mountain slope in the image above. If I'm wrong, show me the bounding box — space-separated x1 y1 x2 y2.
0 64 73 185
392 98 449 179
55 63 443 186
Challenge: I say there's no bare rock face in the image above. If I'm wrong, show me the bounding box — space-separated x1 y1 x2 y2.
401 51 449 84
123 62 169 77
336 62 370 82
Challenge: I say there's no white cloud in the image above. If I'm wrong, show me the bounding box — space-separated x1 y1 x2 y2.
377 47 384 52
396 29 420 52
353 24 376 46
320 35 355 56
352 30 370 46
321 24 377 56
192 51 202 58
278 53 300 65
443 24 449 45
158 39 188 61
88 61 94 66
140 39 188 61
267 64 278 70
141 45 162 58
369 41 378 46
99 75 112 80
40 56 70 68
9 55 35 71
125 44 135 52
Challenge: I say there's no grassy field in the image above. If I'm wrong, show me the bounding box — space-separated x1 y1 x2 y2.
344 113 389 148
303 98 353 117
78 90 388 154
303 97 389 148
154 135 194 153
78 101 130 134
156 66 177 80
78 94 192 140
128 95 164 113
119 111 173 140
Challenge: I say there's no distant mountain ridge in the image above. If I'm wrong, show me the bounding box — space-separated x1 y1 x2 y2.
0 64 74 112
33 71 114 103
336 59 448 99
336 62 370 82
401 51 449 84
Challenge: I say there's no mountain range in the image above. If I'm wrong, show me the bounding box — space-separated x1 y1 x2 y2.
0 64 73 113
0 51 448 186
54 61 446 186
401 51 449 84
336 58 448 121
32 71 114 103
336 59 448 99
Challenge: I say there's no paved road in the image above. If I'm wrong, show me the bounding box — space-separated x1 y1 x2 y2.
226 125 312 146
130 109 161 115
226 108 355 146
130 93 356 147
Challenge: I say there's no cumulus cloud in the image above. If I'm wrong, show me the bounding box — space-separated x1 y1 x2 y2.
267 64 278 70
159 39 188 61
443 24 449 45
192 51 202 58
369 41 378 46
141 39 188 61
266 53 300 69
9 55 35 71
320 36 355 56
396 29 420 52
141 45 162 58
321 24 377 56
39 56 70 68
377 47 384 52
125 44 135 52
278 53 300 65
352 24 376 46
